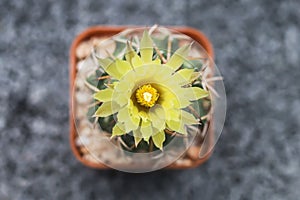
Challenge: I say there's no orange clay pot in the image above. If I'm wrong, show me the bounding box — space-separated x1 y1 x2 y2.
69 26 214 170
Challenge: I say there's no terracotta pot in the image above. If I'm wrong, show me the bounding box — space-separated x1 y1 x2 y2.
69 26 215 170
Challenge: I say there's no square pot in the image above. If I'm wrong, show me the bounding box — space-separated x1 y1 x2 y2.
69 26 215 170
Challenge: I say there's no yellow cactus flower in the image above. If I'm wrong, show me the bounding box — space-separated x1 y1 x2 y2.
93 31 209 150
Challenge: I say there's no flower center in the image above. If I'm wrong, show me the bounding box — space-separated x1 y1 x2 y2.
135 84 159 108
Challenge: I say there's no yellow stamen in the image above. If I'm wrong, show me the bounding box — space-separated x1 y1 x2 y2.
135 84 159 108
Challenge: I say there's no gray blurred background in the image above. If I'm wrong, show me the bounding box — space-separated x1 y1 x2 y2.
1 0 300 199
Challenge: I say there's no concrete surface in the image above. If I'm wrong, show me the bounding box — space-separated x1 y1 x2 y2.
0 0 300 199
